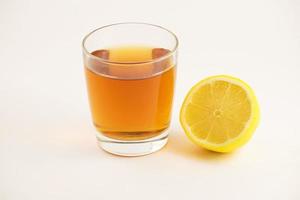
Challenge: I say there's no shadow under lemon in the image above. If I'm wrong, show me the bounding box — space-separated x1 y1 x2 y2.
163 130 238 162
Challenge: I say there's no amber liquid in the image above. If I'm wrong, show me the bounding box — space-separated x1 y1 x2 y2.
85 46 175 140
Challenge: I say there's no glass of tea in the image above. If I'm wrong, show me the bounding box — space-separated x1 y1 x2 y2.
82 22 178 156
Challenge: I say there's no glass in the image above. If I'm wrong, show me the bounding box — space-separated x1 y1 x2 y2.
82 22 178 156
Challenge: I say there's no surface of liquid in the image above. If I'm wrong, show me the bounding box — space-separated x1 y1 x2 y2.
85 46 176 140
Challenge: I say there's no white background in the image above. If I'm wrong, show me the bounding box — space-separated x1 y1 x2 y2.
1 0 299 199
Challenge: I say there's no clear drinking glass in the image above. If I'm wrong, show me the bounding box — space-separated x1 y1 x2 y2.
82 22 178 156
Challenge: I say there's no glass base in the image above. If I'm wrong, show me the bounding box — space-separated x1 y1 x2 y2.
96 129 168 156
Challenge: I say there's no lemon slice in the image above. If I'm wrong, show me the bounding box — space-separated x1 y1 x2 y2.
180 75 260 152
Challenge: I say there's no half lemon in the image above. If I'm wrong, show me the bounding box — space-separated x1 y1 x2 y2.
180 75 260 152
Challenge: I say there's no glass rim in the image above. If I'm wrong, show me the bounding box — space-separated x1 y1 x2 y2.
82 22 179 65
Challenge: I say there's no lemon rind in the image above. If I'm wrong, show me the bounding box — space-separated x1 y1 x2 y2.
180 75 260 152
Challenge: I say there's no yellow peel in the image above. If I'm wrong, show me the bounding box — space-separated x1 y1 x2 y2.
180 75 260 153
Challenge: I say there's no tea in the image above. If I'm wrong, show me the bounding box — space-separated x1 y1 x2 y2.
85 46 175 140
